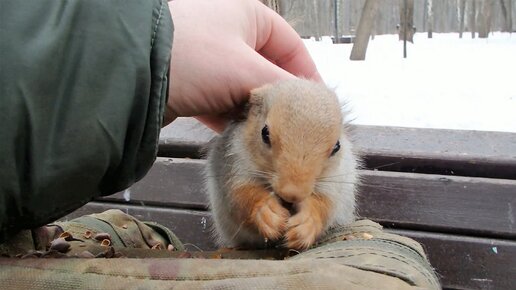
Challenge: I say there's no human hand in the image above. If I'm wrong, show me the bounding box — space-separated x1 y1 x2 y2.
165 0 321 132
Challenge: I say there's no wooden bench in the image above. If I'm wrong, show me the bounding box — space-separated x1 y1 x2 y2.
66 118 516 290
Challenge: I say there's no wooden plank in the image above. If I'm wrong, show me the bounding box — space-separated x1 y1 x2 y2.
357 170 516 239
99 158 516 238
65 204 516 290
159 118 516 179
353 126 516 179
392 229 516 290
102 158 207 210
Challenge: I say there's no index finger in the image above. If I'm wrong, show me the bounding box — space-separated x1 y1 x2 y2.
255 6 322 82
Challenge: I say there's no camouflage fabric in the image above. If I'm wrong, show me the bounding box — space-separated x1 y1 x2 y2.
0 210 440 289
0 209 184 258
0 0 173 240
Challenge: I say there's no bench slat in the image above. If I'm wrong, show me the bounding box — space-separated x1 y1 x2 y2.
65 202 516 290
392 229 516 290
99 158 516 238
159 118 516 179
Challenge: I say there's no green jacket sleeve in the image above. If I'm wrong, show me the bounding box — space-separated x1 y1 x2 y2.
0 0 173 240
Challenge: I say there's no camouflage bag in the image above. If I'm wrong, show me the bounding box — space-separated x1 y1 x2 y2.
0 209 184 258
0 210 440 289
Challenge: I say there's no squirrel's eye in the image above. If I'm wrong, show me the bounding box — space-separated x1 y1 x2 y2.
330 141 340 156
261 125 270 145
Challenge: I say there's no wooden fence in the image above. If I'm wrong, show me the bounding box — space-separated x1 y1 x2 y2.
267 0 515 38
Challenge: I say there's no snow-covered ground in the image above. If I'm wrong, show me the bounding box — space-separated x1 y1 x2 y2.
304 32 516 133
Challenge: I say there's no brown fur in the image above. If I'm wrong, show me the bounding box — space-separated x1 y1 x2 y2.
285 193 332 249
245 80 343 204
230 184 289 240
205 79 359 250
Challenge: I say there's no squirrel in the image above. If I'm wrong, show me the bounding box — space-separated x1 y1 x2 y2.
204 79 360 250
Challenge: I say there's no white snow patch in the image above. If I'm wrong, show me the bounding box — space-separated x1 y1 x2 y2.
304 32 516 133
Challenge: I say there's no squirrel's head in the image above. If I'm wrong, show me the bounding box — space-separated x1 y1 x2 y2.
243 79 344 204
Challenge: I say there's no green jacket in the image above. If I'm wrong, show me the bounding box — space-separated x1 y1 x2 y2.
0 0 173 240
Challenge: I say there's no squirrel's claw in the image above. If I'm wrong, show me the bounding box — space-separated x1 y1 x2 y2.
253 195 289 240
284 195 330 250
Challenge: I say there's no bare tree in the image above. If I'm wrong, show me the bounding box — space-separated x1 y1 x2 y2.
264 0 512 38
397 0 415 58
350 0 379 61
499 0 513 32
459 0 466 38
398 0 415 42
487 0 494 33
469 0 477 38
477 0 493 38
426 0 434 38
333 0 340 43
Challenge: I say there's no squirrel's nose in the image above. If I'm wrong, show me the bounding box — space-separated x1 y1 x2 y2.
276 183 311 204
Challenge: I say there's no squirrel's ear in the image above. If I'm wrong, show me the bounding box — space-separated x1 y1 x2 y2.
249 87 265 106
248 84 272 118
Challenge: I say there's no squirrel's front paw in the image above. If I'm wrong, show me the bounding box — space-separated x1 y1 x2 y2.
285 196 330 250
251 195 289 240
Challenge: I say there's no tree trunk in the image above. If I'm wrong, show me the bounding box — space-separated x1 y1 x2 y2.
459 0 466 38
477 0 493 38
499 0 513 32
350 0 379 61
470 0 477 38
398 0 415 42
427 0 434 38
486 0 493 34
312 0 321 39
334 0 340 43
277 0 291 16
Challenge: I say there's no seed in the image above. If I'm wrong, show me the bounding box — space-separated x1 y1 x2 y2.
342 235 356 241
122 224 128 229
361 233 373 240
167 244 175 251
211 254 222 259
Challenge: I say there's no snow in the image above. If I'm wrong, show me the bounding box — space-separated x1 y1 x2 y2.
304 33 516 133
